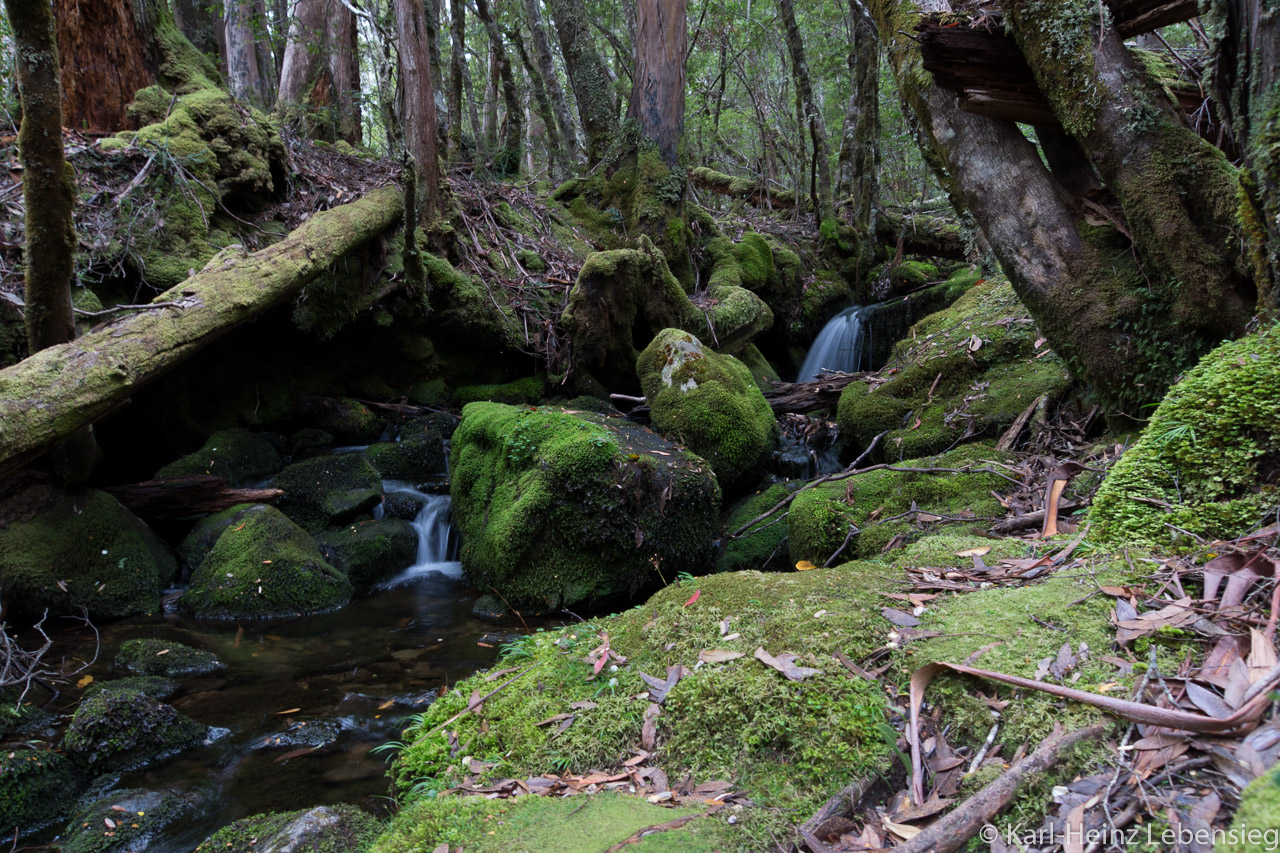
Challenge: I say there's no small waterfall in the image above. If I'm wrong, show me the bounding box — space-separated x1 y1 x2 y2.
796 305 873 382
378 481 463 585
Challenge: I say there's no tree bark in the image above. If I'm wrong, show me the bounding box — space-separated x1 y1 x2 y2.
448 0 468 158
52 0 157 132
327 6 361 145
546 0 617 165
395 0 444 217
509 22 569 176
474 0 524 175
276 0 361 144
0 186 404 477
777 0 835 225
523 0 580 164
625 0 685 168
834 0 879 248
224 0 277 107
276 0 326 105
173 0 226 61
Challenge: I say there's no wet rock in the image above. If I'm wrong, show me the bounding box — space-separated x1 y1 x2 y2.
195 803 382 853
82 677 179 702
304 398 385 445
155 428 283 487
0 747 83 836
364 421 446 481
115 638 223 677
63 688 204 775
61 785 205 853
180 505 351 621
318 519 417 589
380 491 424 521
290 428 335 458
249 719 342 751
272 454 382 534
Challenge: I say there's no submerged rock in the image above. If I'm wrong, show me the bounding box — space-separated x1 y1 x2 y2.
196 803 383 853
302 397 385 445
180 504 351 621
61 785 205 853
450 402 720 610
638 329 777 493
273 454 383 534
115 638 224 677
63 688 204 775
0 485 177 618
0 748 83 836
155 427 283 486
318 519 418 589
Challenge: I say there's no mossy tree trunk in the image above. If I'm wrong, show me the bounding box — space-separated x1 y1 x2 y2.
508 22 570 177
523 0 580 165
447 0 468 159
0 186 404 477
546 0 617 165
276 0 361 144
395 0 444 218
777 0 836 226
474 0 524 176
869 0 1254 413
834 0 879 248
223 0 277 107
626 0 686 168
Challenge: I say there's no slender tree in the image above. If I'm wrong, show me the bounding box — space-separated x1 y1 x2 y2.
834 0 878 247
626 0 686 167
777 0 835 225
545 0 616 164
474 0 524 174
224 0 277 107
523 0 580 164
395 0 443 217
508 22 569 175
448 0 467 158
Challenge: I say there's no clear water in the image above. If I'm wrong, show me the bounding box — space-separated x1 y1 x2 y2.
796 304 872 382
380 483 464 583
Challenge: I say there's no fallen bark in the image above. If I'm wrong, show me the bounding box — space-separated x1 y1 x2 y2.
105 475 283 521
687 166 799 209
0 185 404 477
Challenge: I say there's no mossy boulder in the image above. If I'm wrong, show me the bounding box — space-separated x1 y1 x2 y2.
698 238 776 352
390 564 893 853
272 454 383 533
637 329 777 493
0 687 57 740
155 428 282 487
318 519 418 589
0 485 177 619
304 398 385 445
373 793 720 853
716 482 797 573
1222 766 1280 853
423 250 526 350
788 444 1014 562
450 403 720 611
181 504 352 620
0 748 82 836
63 688 204 774
114 638 223 677
196 804 383 853
453 374 547 407
82 677 178 702
865 258 939 298
364 427 446 482
791 269 854 345
1091 325 1280 546
62 786 204 853
837 278 1073 461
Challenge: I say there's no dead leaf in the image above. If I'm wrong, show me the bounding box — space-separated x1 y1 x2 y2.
683 589 701 607
754 647 822 681
882 607 921 628
955 546 991 558
698 649 745 664
639 666 684 703
275 708 301 715
795 560 816 571
882 816 921 841
76 675 93 688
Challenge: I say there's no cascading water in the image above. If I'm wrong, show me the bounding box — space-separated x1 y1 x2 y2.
378 481 463 584
796 304 873 382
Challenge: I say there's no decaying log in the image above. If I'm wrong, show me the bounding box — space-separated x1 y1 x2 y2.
763 372 862 414
687 166 799 209
105 476 283 521
0 185 404 477
875 208 967 260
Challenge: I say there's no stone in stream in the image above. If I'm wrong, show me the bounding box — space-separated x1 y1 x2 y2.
380 491 424 521
60 785 207 853
155 427 283 487
272 453 383 534
0 747 84 836
363 419 446 481
195 803 383 853
62 688 205 775
317 519 418 589
114 637 224 677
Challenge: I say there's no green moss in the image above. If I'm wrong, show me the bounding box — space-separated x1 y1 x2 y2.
423 251 526 348
181 504 352 620
453 375 547 406
637 329 777 492
0 748 82 835
1222 767 1280 853
373 793 721 853
82 677 178 702
318 519 417 589
793 271 853 341
115 638 223 677
155 428 282 486
516 249 548 273
307 398 385 444
273 454 384 533
0 485 177 619
62 787 203 853
450 403 720 610
364 425 446 481
788 444 1017 563
1092 324 1280 545
63 688 204 774
733 343 780 390
717 482 798 573
196 804 383 853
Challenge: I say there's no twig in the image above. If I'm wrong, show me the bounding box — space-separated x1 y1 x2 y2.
74 301 186 318
603 807 722 852
418 664 537 738
487 584 529 634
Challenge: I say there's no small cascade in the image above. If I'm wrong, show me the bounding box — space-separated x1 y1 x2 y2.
378 482 463 585
796 304 873 382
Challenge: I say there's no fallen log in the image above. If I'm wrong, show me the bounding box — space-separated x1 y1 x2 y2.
0 185 404 477
687 166 799 209
105 475 283 521
874 208 967 260
763 372 862 414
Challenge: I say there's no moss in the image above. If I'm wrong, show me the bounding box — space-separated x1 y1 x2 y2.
63 688 204 774
637 330 777 493
1091 324 1280 545
273 454 384 534
733 343 780 390
62 786 203 853
0 485 177 619
318 519 418 589
197 804 383 853
793 270 853 342
1222 767 1280 853
735 233 775 291
788 444 1016 563
115 638 223 677
866 259 939 296
372 793 721 853
699 238 776 351
450 403 720 610
364 426 447 481
82 677 178 702
155 428 282 487
181 504 352 620
453 375 547 407
716 482 798 573
306 398 385 445
0 748 82 835
516 249 548 273
0 687 57 739
423 251 526 349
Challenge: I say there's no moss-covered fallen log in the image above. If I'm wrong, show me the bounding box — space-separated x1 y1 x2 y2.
687 166 798 209
0 185 404 475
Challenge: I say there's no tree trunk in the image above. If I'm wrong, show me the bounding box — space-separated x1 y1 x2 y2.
277 0 361 144
0 186 404 477
52 0 157 132
834 0 879 247
546 0 617 165
523 0 580 164
448 0 467 158
394 0 444 217
327 6 361 145
424 0 448 150
475 0 524 175
224 0 276 107
626 0 685 168
276 0 326 105
173 0 226 61
777 0 835 225
509 21 569 176
482 40 499 153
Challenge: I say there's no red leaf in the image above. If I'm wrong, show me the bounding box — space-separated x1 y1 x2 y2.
684 589 701 607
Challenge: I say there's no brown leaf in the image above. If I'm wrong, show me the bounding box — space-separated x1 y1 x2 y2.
754 647 822 681
639 666 684 703
1186 682 1234 720
882 607 921 628
1199 636 1245 687
698 649 745 664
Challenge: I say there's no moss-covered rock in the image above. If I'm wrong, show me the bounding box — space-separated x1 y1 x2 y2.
114 638 223 677
1091 325 1280 546
1222 766 1280 853
716 482 798 573
373 793 721 853
304 398 385 445
364 426 446 481
837 278 1073 461
423 250 526 350
788 444 1013 562
698 237 776 352
181 504 352 620
318 519 418 589
733 343 780 390
82 677 179 702
63 688 204 774
450 403 720 610
0 687 57 740
155 428 282 487
61 786 204 853
637 329 777 492
0 748 82 836
453 374 547 407
866 258 939 298
272 454 383 533
0 485 177 619
196 804 383 853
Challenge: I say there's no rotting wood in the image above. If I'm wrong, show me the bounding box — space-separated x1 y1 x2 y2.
104 476 283 521
0 185 404 477
687 166 799 209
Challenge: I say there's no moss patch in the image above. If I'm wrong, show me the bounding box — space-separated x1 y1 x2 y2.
156 428 282 487
716 482 798 573
0 748 82 835
1222 767 1280 853
318 519 418 589
453 375 547 407
62 786 203 853
196 804 383 853
115 638 223 677
63 688 204 774
273 454 383 534
364 425 447 481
